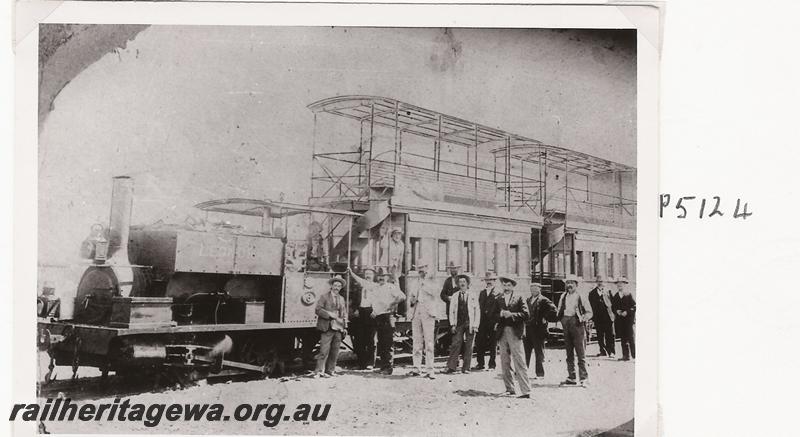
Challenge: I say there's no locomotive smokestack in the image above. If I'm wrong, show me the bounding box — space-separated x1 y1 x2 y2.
107 176 133 264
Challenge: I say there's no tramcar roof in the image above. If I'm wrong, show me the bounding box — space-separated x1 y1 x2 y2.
307 95 635 176
194 198 362 217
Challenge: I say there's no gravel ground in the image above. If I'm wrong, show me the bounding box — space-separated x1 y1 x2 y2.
40 342 633 436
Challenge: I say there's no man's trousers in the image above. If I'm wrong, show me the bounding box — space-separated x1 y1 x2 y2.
498 326 531 395
561 316 588 381
315 330 342 374
411 314 436 374
447 324 475 371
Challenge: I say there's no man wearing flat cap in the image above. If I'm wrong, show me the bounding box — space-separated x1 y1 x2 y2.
557 275 593 386
445 273 480 374
313 275 348 377
407 263 439 379
611 278 636 361
474 271 501 370
495 275 531 398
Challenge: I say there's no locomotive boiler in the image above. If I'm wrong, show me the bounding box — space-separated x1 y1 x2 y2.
38 176 359 382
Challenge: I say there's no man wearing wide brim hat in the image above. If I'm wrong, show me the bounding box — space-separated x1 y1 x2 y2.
313 275 348 378
407 262 438 379
611 278 636 361
474 271 502 370
445 273 480 374
556 274 594 386
350 266 378 369
351 266 405 374
495 275 531 398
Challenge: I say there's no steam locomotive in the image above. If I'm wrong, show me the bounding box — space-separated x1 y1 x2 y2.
37 176 360 382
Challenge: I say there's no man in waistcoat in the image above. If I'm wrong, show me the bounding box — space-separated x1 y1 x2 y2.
557 275 593 386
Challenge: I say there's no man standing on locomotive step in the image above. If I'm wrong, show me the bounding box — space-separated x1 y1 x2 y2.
313 275 348 378
495 276 531 398
612 278 636 361
445 274 480 374
350 267 378 369
351 268 405 374
407 263 439 379
474 271 501 370
557 275 593 386
588 275 616 358
524 282 557 380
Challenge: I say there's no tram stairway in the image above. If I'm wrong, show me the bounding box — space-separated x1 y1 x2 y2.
330 200 391 258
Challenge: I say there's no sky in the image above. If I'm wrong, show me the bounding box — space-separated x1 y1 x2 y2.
38 26 636 264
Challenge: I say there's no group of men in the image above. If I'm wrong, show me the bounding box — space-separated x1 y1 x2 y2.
312 260 636 398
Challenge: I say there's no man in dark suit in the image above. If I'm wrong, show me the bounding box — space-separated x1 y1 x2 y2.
313 275 348 377
495 276 531 398
557 275 593 386
439 261 462 322
588 275 616 358
611 278 636 361
524 282 557 379
474 271 501 370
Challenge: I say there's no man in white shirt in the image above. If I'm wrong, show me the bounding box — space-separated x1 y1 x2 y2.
557 275 594 386
407 263 438 379
351 268 405 374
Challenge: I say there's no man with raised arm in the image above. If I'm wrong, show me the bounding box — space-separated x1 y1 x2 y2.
350 268 405 374
407 263 439 379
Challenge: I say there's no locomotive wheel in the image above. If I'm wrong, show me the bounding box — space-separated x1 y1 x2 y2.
238 338 283 378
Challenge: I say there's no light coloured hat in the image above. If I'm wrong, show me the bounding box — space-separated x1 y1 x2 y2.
615 277 630 284
564 274 580 284
483 271 498 281
498 275 518 286
329 275 346 287
390 227 403 235
456 274 472 285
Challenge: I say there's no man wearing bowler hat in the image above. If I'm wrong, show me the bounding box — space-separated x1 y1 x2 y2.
445 273 480 374
313 275 348 377
474 271 501 370
557 275 593 386
495 275 531 398
407 263 438 379
588 275 616 358
524 282 557 379
611 277 636 361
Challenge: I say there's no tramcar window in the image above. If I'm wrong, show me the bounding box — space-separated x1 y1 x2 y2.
606 253 615 278
410 238 421 270
510 245 519 275
576 251 584 277
591 252 599 278
437 240 448 272
462 241 474 272
621 254 629 278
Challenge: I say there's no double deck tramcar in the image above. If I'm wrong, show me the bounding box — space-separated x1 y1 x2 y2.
37 95 636 382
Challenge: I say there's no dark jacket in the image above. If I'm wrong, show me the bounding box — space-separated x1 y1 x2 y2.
478 287 501 328
315 291 347 332
588 286 614 325
611 293 636 325
440 275 460 304
494 291 530 339
525 294 557 338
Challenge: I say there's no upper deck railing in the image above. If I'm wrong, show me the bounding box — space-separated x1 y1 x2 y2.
308 96 636 229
